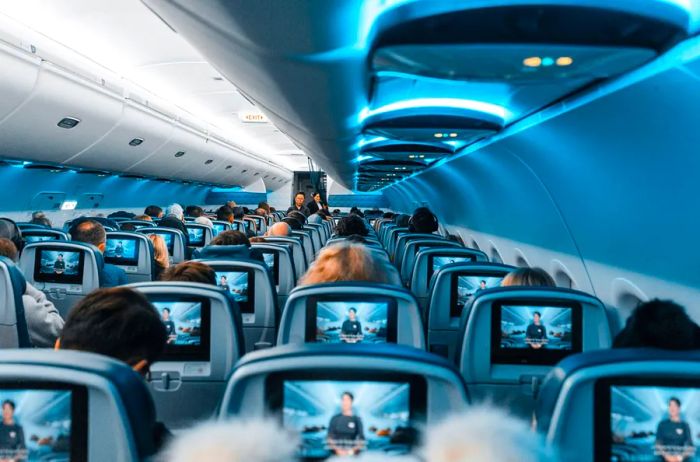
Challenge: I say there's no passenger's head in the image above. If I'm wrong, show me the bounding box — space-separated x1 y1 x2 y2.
382 212 395 219
232 207 245 220
185 205 204 218
0 238 18 261
161 261 216 285
313 192 321 203
408 207 438 233
0 218 22 252
225 201 237 209
30 211 52 228
282 217 303 231
613 299 700 350
148 234 169 271
266 222 291 237
70 220 107 252
133 214 153 222
501 267 555 288
420 406 557 462
294 192 305 208
335 215 368 237
288 211 307 224
210 230 250 247
158 418 297 462
195 216 214 228
257 202 271 214
57 287 167 375
166 204 185 221
145 205 164 219
216 206 234 223
299 243 395 286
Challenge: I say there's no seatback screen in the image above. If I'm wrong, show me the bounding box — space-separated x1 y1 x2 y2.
23 235 59 243
0 383 88 461
215 270 254 313
212 223 226 237
491 301 582 365
152 299 211 361
428 255 475 281
104 238 139 266
305 298 398 344
186 227 205 247
261 251 279 285
450 274 504 317
33 249 85 284
594 379 700 462
150 232 174 256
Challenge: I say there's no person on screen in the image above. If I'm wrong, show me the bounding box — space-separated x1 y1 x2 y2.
115 241 124 258
219 275 229 291
655 397 694 462
525 311 548 349
327 392 365 457
161 308 177 344
340 308 363 343
0 399 26 459
53 253 65 274
478 280 487 291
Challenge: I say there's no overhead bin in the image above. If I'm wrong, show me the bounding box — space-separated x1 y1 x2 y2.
0 44 40 121
363 114 501 144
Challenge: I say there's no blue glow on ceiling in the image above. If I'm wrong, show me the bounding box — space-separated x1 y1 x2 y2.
358 98 510 123
353 136 389 149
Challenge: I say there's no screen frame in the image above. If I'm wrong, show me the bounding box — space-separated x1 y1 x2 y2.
304 295 399 344
449 270 508 318
490 299 583 366
33 247 86 284
214 268 256 314
104 237 140 267
593 377 700 462
427 253 476 282
22 231 61 243
260 251 280 286
149 296 212 362
186 226 206 247
0 381 88 462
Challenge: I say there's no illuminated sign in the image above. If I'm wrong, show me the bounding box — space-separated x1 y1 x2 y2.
238 112 269 123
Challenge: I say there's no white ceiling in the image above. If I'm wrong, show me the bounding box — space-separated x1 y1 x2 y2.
0 0 310 171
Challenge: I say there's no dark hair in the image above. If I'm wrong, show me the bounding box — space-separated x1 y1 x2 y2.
382 212 395 219
60 288 167 366
282 217 303 231
288 211 307 224
342 391 354 401
185 205 204 218
210 230 250 247
70 220 106 247
58 253 63 257
409 207 438 233
161 261 216 285
613 299 700 350
670 397 681 407
144 205 163 218
480 280 486 284
344 234 367 244
30 217 52 228
295 191 305 198
2 400 15 410
232 207 245 220
258 202 271 214
348 308 357 314
0 238 18 261
216 206 234 222
533 311 541 318
162 307 170 314
336 215 368 237
120 223 137 232
502 268 556 287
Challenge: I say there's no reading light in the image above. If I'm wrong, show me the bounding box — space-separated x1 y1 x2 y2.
556 56 574 66
174 151 186 158
449 133 458 138
541 57 555 67
361 98 508 122
57 117 80 129
523 57 541 67
434 133 443 138
129 138 144 146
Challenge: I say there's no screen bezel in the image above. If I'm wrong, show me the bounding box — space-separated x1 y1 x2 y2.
490 299 583 366
212 223 227 236
33 247 86 284
104 237 140 267
186 227 206 247
0 382 88 462
265 371 427 461
304 295 398 344
214 268 256 314
261 251 280 286
427 253 476 282
449 270 508 318
593 377 700 462
22 232 60 243
149 296 212 362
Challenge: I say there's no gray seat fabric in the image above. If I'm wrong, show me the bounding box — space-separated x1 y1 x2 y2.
0 256 31 348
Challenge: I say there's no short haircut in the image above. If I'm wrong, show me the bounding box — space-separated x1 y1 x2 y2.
30 217 52 228
295 191 305 198
335 215 368 237
161 261 216 285
0 238 18 261
70 220 106 247
613 299 700 350
185 205 204 218
342 391 354 401
2 400 15 410
409 207 438 233
144 205 163 218
210 230 250 247
533 311 541 318
670 397 681 407
60 288 167 366
58 253 63 257
348 308 357 313
282 217 303 231
133 214 152 222
501 268 555 288
216 206 234 222
288 211 307 224
162 307 170 314
258 202 271 213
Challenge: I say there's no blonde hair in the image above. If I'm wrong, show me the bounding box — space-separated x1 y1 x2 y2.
133 214 152 222
148 234 170 271
299 243 396 286
501 267 555 288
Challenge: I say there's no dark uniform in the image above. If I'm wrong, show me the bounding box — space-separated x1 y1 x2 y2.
327 414 364 450
656 419 694 461
0 421 25 460
287 205 311 217
163 320 176 338
53 259 65 273
115 243 124 258
341 319 362 342
526 323 547 347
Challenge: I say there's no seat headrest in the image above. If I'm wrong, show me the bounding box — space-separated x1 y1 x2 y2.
193 244 252 260
0 257 31 348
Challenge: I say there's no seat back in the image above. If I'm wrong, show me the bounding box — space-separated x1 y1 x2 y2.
246 215 267 236
291 230 314 265
211 220 231 237
399 238 463 284
0 257 31 348
394 233 445 267
535 349 700 462
411 247 490 303
105 232 155 283
119 220 156 231
426 262 515 360
251 243 296 304
16 222 48 231
0 349 160 460
307 222 327 244
243 217 258 235
458 286 613 418
193 259 279 352
219 344 469 458
21 229 69 243
263 236 307 278
278 282 425 349
303 225 322 253
136 227 186 264
386 227 409 257
378 222 395 243
184 223 213 248
230 219 245 232
128 282 246 429
19 241 103 318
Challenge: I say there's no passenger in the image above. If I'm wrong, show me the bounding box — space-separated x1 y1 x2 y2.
332 209 341 216
120 223 137 232
269 207 277 213
108 211 135 220
288 191 310 216
196 230 264 262
419 406 557 462
307 192 324 215
299 243 399 286
161 261 216 285
134 214 153 222
216 206 235 224
282 217 303 231
349 206 364 218
195 216 214 228
613 299 700 350
257 201 271 215
225 201 237 209
265 222 292 237
69 219 128 287
159 204 189 245
158 418 297 462
255 207 268 217
145 205 164 219
148 234 170 281
394 214 410 228
382 212 395 219
288 210 307 225
408 207 438 234
0 235 64 347
29 211 52 228
185 205 204 218
335 215 369 237
501 268 555 287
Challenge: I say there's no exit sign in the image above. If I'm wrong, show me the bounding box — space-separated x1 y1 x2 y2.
238 112 268 123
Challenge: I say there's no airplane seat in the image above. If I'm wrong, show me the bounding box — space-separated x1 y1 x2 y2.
16 222 49 231
119 220 156 231
127 281 245 429
535 349 700 462
393 232 446 268
0 256 31 348
385 227 409 257
231 219 246 232
210 220 231 237
21 229 69 243
192 258 279 352
263 236 307 278
458 286 613 418
136 227 186 264
0 349 160 460
303 225 322 254
424 261 513 360
251 242 296 307
378 222 395 244
398 238 463 284
277 282 425 349
247 215 267 235
105 232 155 283
184 223 213 249
243 217 258 235
291 230 315 265
325 236 384 250
19 241 103 318
218 343 470 458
